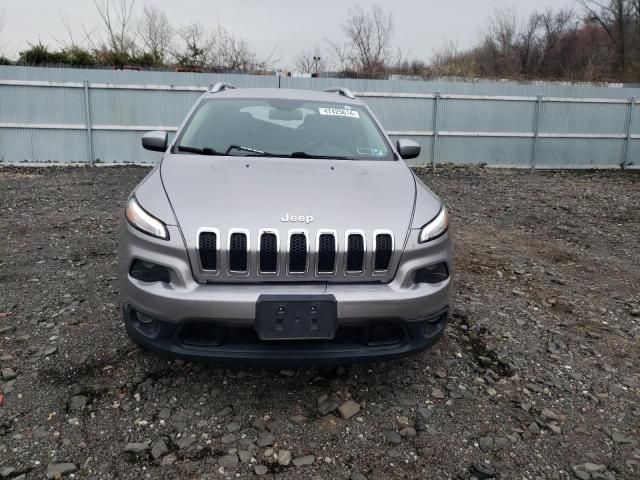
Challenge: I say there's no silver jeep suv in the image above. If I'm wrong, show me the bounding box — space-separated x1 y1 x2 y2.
119 84 452 366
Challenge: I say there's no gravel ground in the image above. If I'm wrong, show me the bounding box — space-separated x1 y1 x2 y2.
0 165 639 480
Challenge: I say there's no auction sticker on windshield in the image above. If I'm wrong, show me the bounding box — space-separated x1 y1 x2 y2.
318 107 360 118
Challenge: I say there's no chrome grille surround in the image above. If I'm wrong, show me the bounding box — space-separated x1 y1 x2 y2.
372 229 394 275
227 228 250 276
344 230 366 276
196 227 220 275
257 228 280 276
315 229 338 276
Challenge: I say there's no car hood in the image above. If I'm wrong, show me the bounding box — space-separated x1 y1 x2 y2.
161 154 420 237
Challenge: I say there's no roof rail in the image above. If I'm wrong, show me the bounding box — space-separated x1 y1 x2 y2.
324 87 356 99
209 82 236 93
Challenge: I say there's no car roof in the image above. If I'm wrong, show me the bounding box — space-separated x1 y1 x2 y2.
202 87 367 106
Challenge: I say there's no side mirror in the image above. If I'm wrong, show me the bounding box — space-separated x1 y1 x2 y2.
142 131 168 152
396 139 421 160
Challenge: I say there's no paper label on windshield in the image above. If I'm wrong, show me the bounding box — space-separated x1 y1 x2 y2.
319 107 360 118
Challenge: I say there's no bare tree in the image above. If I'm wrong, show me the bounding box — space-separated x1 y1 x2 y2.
580 0 628 71
172 22 209 68
294 47 325 74
329 4 395 75
137 5 173 64
92 0 138 59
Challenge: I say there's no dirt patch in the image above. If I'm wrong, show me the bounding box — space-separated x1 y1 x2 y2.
0 164 638 479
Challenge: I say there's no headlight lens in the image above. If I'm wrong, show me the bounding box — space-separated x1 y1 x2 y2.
419 207 449 243
125 196 169 240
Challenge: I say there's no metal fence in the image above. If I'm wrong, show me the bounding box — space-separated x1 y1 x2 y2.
1 66 639 168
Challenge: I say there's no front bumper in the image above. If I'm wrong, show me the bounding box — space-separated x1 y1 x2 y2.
119 223 452 366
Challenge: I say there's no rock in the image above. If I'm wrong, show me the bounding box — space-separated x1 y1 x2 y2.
158 408 171 419
238 450 252 463
123 442 150 454
338 400 361 420
279 369 294 377
277 449 292 466
46 463 77 479
611 431 633 444
318 398 339 416
44 345 58 357
419 447 435 457
478 436 494 452
161 454 177 466
528 422 540 435
384 431 402 444
254 465 268 476
290 415 306 425
226 422 241 433
292 455 315 466
572 463 607 480
219 454 239 468
351 473 367 480
399 427 417 437
0 467 16 479
151 440 168 459
431 388 445 399
414 414 427 431
541 408 562 422
257 432 274 447
176 436 197 449
217 406 233 417
0 368 17 381
67 395 88 411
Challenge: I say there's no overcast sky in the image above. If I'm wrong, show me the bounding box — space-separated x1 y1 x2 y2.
1 0 574 67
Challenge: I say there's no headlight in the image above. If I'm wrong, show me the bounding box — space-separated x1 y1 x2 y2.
125 196 169 240
419 206 449 243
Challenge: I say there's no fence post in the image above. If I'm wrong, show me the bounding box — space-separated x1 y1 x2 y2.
430 91 440 168
530 94 542 169
83 80 94 166
621 97 635 170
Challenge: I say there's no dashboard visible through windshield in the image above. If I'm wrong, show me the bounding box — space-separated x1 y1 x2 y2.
174 98 394 161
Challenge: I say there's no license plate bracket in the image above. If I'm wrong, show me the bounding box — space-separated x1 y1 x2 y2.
255 295 337 340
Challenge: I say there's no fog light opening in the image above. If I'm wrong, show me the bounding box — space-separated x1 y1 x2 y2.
136 312 155 324
415 263 449 284
129 259 171 283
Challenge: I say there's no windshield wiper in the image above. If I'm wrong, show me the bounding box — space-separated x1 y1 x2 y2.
176 145 222 155
224 144 280 156
290 151 354 160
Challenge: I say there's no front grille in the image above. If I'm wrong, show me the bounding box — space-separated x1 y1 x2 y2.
197 229 394 279
260 233 278 273
229 232 248 272
346 233 365 272
288 233 307 273
317 233 336 273
199 231 218 271
374 233 393 271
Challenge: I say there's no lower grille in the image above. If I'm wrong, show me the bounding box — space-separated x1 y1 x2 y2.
229 232 248 272
259 232 278 273
178 321 221 347
198 231 218 271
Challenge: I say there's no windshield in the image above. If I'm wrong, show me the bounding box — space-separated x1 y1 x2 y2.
174 98 394 161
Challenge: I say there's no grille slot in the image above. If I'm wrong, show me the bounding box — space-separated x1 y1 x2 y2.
374 233 393 271
229 232 248 272
288 233 308 273
259 232 278 273
317 233 336 273
198 231 218 271
346 233 365 273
